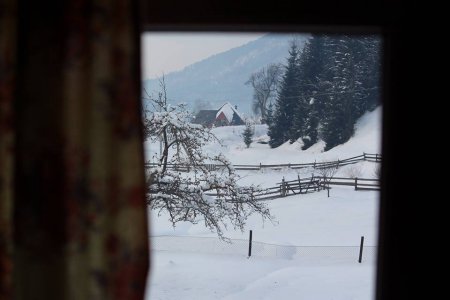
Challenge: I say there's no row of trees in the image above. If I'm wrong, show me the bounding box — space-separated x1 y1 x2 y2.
248 35 381 151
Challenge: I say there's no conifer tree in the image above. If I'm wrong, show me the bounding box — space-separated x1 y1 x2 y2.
319 35 381 150
289 35 327 149
269 41 301 148
268 34 381 151
352 36 381 115
243 123 254 148
320 35 358 150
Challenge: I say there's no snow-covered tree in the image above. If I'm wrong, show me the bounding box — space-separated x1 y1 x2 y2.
143 78 273 240
290 35 327 149
319 35 381 150
267 34 380 151
269 41 302 148
242 123 254 148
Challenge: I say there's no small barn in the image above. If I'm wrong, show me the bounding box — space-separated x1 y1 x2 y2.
192 110 217 127
192 102 245 127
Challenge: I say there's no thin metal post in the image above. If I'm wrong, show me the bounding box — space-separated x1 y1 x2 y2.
248 230 253 258
358 236 364 263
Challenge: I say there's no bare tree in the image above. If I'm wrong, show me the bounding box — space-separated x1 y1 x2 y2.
315 159 339 197
246 63 283 123
143 78 273 240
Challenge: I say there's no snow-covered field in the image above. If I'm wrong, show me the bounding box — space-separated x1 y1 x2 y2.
145 107 382 300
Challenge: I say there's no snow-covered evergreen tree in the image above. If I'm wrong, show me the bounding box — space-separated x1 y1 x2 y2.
268 34 380 151
243 123 254 148
319 35 381 151
269 41 301 148
289 35 326 149
352 36 381 114
320 35 357 150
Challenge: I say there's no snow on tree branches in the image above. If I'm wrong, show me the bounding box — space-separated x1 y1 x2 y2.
242 123 254 148
143 78 273 240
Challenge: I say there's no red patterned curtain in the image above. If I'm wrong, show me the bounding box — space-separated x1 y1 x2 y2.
0 1 149 299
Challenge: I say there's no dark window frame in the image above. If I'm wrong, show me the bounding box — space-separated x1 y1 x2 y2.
140 0 408 299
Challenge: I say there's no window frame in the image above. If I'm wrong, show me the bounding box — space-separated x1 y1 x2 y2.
139 1 406 299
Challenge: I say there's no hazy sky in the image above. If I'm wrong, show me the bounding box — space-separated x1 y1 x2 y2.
141 32 266 80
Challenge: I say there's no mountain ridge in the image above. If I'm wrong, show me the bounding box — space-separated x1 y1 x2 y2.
143 33 309 115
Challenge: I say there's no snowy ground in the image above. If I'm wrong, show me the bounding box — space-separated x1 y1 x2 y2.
144 107 382 300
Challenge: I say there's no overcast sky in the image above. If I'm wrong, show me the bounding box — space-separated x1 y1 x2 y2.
141 32 266 80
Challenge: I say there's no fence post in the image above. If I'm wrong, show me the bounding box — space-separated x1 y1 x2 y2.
298 175 302 193
363 152 366 161
248 230 253 258
260 162 262 170
281 177 286 197
355 178 358 191
358 236 364 263
326 174 330 197
375 154 378 162
313 160 316 169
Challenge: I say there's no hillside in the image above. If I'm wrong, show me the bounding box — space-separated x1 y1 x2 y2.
146 106 382 240
145 106 382 169
145 107 381 300
206 106 381 165
142 33 309 115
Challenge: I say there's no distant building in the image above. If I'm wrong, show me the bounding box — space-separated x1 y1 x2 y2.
192 102 245 127
192 110 217 127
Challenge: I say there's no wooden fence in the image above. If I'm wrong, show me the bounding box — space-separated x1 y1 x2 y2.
144 152 382 172
199 174 380 202
278 175 380 196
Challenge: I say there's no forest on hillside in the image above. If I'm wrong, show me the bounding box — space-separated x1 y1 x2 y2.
249 35 381 151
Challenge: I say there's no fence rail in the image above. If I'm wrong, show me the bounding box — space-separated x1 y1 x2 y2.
150 235 377 262
152 174 380 202
195 174 379 202
148 152 381 202
275 175 380 198
144 152 382 172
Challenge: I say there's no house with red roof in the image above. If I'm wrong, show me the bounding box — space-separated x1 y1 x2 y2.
192 102 245 127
